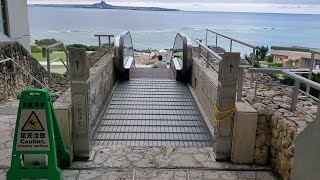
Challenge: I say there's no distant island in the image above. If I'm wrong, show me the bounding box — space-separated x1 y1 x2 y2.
31 1 180 11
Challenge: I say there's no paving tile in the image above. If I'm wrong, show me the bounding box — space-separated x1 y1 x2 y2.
101 170 133 180
62 170 79 180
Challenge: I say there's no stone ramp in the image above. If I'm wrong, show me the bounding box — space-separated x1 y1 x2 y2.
92 79 213 147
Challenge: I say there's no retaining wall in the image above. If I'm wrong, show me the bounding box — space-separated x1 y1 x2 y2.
0 42 47 102
243 73 316 180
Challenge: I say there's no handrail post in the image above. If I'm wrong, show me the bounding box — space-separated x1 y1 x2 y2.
316 95 320 120
46 49 51 87
252 48 256 66
205 30 208 47
108 36 111 48
206 51 209 68
66 51 69 69
198 44 201 58
291 80 300 111
251 73 254 88
237 67 244 101
215 34 218 49
307 53 315 94
254 81 258 100
230 39 233 52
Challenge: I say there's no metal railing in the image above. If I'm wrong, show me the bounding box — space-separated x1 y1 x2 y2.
42 42 69 87
194 32 248 101
271 46 320 94
249 68 320 119
193 38 222 72
206 29 257 65
204 29 261 101
0 58 47 88
94 34 114 48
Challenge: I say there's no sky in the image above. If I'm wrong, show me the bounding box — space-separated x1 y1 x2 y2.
27 0 320 14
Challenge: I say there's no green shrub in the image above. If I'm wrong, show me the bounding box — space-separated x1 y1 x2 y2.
87 46 98 51
31 45 42 53
35 38 58 46
268 63 283 68
51 72 62 78
66 44 98 51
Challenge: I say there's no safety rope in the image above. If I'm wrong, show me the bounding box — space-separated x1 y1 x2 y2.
213 104 237 123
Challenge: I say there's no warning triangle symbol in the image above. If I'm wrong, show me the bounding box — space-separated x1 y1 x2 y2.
21 111 45 131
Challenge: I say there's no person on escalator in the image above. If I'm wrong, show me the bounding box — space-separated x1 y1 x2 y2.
152 55 167 68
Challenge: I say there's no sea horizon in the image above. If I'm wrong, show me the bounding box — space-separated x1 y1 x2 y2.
28 6 320 54
27 4 320 15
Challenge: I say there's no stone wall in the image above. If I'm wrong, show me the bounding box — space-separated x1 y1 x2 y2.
88 53 116 133
0 41 69 102
0 42 46 102
190 56 218 122
243 72 316 180
53 49 115 159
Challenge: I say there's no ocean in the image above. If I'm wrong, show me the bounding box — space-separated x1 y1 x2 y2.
28 6 320 54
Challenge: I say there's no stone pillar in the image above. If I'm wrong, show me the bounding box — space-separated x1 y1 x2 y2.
69 48 90 160
213 52 240 160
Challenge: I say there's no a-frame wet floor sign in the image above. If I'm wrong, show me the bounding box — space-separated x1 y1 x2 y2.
7 88 71 180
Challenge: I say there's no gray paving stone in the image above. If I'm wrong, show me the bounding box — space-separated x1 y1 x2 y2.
62 170 79 180
0 170 6 180
135 169 188 180
101 170 133 180
78 170 101 180
217 171 238 180
256 171 278 180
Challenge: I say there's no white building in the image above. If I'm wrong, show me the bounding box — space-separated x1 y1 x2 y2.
0 0 30 52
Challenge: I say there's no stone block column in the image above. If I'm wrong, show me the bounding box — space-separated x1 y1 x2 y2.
69 48 90 160
213 52 240 160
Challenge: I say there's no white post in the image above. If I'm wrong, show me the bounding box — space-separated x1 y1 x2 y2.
307 53 315 94
213 52 240 160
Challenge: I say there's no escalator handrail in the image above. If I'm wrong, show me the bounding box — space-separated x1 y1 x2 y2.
114 31 134 72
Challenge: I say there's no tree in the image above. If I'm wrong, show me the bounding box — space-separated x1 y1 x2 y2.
256 46 269 61
243 46 275 68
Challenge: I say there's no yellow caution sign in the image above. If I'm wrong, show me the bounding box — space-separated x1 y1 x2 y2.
21 111 45 131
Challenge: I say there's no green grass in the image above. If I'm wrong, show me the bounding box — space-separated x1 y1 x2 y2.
32 52 67 62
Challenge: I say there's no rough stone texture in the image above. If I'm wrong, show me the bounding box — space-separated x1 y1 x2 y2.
0 168 277 180
0 41 70 103
191 56 218 127
243 71 316 180
0 112 16 167
88 53 116 132
71 146 271 171
87 44 113 68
